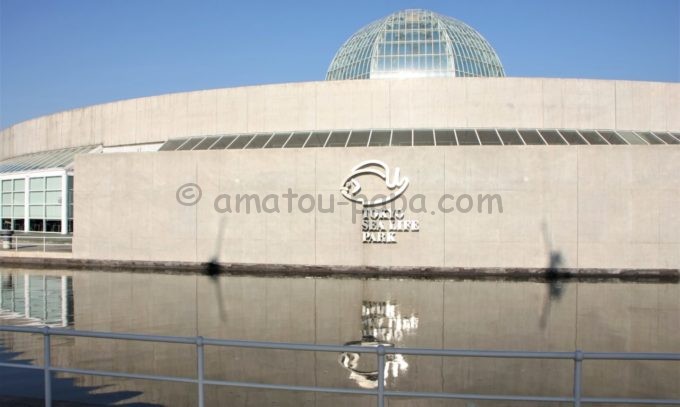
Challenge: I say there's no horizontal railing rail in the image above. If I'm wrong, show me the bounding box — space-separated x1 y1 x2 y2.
1 235 72 253
0 325 679 407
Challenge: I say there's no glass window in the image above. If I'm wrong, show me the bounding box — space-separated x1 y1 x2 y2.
177 137 204 151
2 218 10 230
579 131 607 145
245 134 272 149
14 179 25 191
616 131 645 145
284 132 310 148
434 129 457 145
456 129 480 145
45 205 61 218
518 130 545 145
46 176 61 190
1 193 10 205
539 130 567 145
193 136 221 150
498 129 523 145
304 132 330 148
478 129 502 145
413 129 435 146
636 132 663 145
391 130 412 146
346 131 370 147
227 135 253 149
13 206 25 218
13 219 24 231
558 130 587 145
30 192 44 205
30 178 45 191
209 136 237 150
368 130 390 146
1 180 11 191
13 192 25 203
653 132 680 145
45 191 61 205
45 220 61 233
1 206 10 217
29 205 43 218
597 131 626 145
158 139 187 151
29 219 44 232
264 133 291 148
326 131 350 147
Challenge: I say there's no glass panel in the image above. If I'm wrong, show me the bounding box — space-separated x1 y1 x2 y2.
478 129 502 145
177 137 204 151
245 134 272 149
304 132 330 148
14 179 25 191
209 136 237 150
434 129 457 145
653 132 679 145
558 130 587 145
30 178 45 191
284 132 310 148
617 131 646 145
45 191 61 205
264 133 291 148
1 180 11 191
456 129 479 145
158 139 187 151
636 132 663 145
518 130 545 145
193 136 221 150
13 192 25 203
1 206 10 217
29 205 44 218
30 192 44 205
227 135 253 149
579 131 607 145
391 130 412 146
346 131 370 147
368 130 390 146
13 219 24 231
539 130 567 145
1 193 10 205
29 219 44 232
13 206 25 217
45 220 61 233
497 129 523 145
597 131 626 145
45 205 61 218
2 218 10 230
326 131 350 147
46 176 61 190
413 129 434 146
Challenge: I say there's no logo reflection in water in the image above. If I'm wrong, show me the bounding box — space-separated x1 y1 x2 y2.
339 301 419 389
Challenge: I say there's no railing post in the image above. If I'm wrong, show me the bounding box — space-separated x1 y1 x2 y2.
197 336 205 407
43 326 52 407
573 349 583 407
377 345 385 407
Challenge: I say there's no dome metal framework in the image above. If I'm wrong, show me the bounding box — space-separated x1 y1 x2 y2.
326 9 505 81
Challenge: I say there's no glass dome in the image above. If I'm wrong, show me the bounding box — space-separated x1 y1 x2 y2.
326 9 505 80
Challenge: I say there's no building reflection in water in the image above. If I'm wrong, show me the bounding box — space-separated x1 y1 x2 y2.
339 300 418 389
0 272 74 327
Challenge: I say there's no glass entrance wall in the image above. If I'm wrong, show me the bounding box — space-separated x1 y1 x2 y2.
0 172 69 233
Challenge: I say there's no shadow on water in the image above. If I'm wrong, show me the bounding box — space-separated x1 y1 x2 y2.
539 221 568 329
0 342 161 406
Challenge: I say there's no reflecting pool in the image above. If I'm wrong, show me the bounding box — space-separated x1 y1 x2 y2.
1 268 678 406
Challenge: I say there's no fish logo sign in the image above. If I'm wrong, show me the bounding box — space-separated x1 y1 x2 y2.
340 160 409 207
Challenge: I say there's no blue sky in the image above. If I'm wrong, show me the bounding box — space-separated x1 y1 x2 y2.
1 0 678 129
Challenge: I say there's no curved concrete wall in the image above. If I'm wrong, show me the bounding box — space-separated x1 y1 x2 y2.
2 77 679 160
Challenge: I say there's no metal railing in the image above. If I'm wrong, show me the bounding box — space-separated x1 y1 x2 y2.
1 235 72 253
0 325 679 406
